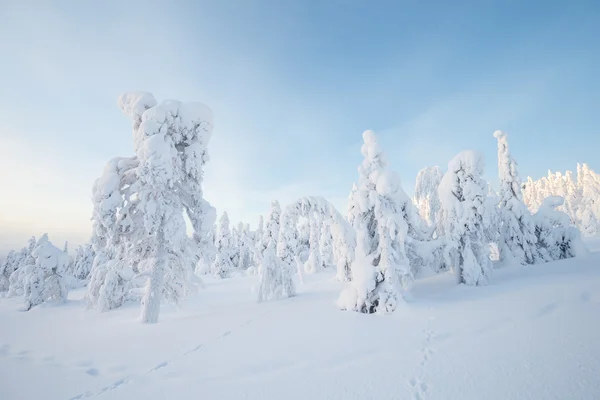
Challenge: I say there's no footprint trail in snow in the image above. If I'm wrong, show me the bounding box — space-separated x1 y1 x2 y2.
408 305 436 400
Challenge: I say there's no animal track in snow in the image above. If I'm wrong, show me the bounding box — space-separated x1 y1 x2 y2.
67 313 271 400
407 306 435 399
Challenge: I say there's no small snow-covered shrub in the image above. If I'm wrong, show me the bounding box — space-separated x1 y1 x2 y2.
534 196 588 261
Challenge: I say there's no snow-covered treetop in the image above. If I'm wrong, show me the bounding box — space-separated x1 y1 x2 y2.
358 130 386 184
117 92 158 129
414 166 443 201
32 236 69 273
439 150 485 207
494 130 523 202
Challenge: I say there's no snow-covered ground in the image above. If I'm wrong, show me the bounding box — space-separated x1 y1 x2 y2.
2 244 600 400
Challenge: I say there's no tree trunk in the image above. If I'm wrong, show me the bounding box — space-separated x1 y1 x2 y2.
141 248 165 323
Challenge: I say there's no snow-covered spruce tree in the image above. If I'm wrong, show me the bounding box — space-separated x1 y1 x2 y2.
257 201 295 299
212 212 235 278
347 183 359 226
86 92 214 322
577 164 600 235
259 204 300 300
86 156 138 312
438 151 493 286
338 130 412 314
0 250 17 292
196 219 217 275
7 236 37 297
230 222 240 269
304 215 324 274
255 200 282 265
533 196 587 261
128 93 215 323
414 166 443 228
0 250 18 292
257 239 290 302
296 219 311 264
237 223 252 270
72 244 95 281
256 215 264 244
21 234 69 311
320 222 334 267
483 183 501 244
493 130 540 265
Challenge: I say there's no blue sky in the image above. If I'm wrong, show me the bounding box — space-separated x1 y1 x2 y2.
1 0 599 252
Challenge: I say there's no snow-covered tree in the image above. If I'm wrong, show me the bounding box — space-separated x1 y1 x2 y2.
87 257 134 313
414 166 443 228
338 130 412 314
86 156 139 311
212 212 235 278
320 222 334 267
483 184 501 244
494 130 540 265
255 200 281 265
438 151 493 286
533 196 587 261
21 234 69 311
196 220 217 275
332 219 356 282
522 163 600 236
257 239 292 302
0 250 17 292
235 223 252 270
347 183 359 226
304 216 324 274
7 236 37 297
87 92 214 323
296 219 311 264
256 215 264 244
72 244 95 281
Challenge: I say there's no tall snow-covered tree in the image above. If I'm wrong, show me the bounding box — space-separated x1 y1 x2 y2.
438 151 493 286
212 212 235 278
414 166 443 228
87 92 214 323
255 200 281 264
237 222 252 271
124 93 214 323
494 130 540 265
338 130 412 314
